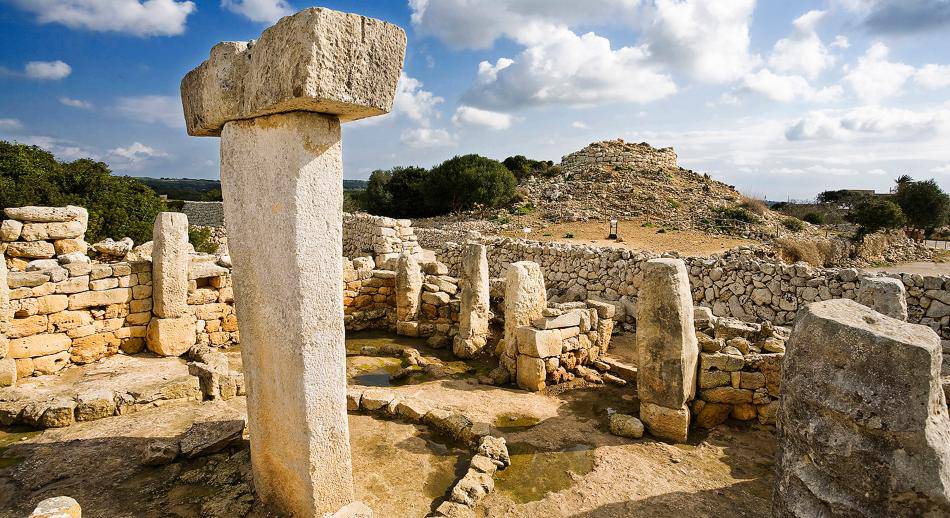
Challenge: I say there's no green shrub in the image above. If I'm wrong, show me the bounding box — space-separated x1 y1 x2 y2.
782 217 805 232
714 205 758 224
424 155 517 214
502 155 558 181
893 178 950 234
802 212 824 225
188 226 217 254
846 198 905 237
0 141 164 243
515 203 534 215
564 232 574 238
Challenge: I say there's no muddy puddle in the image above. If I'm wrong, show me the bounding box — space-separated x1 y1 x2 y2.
494 442 596 503
0 426 41 469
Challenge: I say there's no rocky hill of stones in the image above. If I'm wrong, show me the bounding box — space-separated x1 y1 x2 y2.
518 139 783 235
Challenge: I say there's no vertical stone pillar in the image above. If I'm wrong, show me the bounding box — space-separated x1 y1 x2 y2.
774 299 950 517
636 258 698 443
503 261 546 383
395 252 422 336
146 212 196 357
857 276 908 321
454 243 490 358
0 259 14 387
180 7 405 517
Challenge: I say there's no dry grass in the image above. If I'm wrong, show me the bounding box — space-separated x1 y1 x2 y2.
740 195 768 216
776 237 837 267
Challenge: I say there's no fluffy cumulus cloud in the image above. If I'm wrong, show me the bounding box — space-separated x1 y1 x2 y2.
220 0 292 23
392 74 444 124
400 128 457 149
768 10 835 80
59 97 92 109
641 0 759 83
842 0 950 35
915 64 950 90
0 119 23 131
10 0 195 37
785 105 950 141
109 142 168 163
741 69 843 103
24 60 71 80
115 95 183 128
452 106 513 130
843 42 915 103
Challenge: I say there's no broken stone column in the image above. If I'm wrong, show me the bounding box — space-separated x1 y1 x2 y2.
454 243 490 358
395 252 422 336
774 299 950 517
503 262 547 388
857 276 908 321
181 7 405 517
147 212 195 357
0 259 13 387
636 258 698 443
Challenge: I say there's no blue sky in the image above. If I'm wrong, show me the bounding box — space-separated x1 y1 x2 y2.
1 0 949 200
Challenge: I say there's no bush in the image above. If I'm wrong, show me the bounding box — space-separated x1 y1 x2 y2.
781 217 805 232
777 238 830 267
363 169 393 215
188 226 216 254
714 205 759 224
502 155 557 181
739 196 767 216
893 178 950 234
845 198 905 236
802 212 824 225
0 141 164 243
424 155 517 214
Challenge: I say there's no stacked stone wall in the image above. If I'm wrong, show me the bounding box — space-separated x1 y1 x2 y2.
559 140 678 177
418 228 950 337
342 212 421 265
180 201 225 227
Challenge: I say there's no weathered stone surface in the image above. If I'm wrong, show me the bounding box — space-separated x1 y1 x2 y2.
695 402 732 428
152 212 190 318
141 438 180 466
476 435 510 468
179 419 245 458
505 261 546 377
0 219 22 241
636 259 698 414
450 469 494 507
396 252 422 322
857 276 908 321
609 413 644 438
0 359 15 387
67 288 132 310
8 333 70 359
146 317 197 357
29 496 82 518
516 354 546 392
5 241 55 258
76 389 117 421
454 243 490 358
5 205 86 224
181 7 406 136
640 401 690 442
19 220 85 241
774 299 950 517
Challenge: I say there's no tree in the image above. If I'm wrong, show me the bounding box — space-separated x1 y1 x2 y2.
386 166 429 217
845 198 905 237
424 154 517 214
0 141 164 244
502 155 557 181
363 169 393 215
893 178 950 235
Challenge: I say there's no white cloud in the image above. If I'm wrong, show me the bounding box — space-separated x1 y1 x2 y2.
25 60 71 80
915 64 950 90
768 10 835 80
400 128 457 149
392 74 444 124
59 97 93 109
116 95 183 128
843 42 915 103
641 0 759 83
10 0 195 37
741 69 842 103
109 142 168 163
221 0 292 23
932 164 950 174
463 27 676 110
452 106 513 130
571 121 589 129
0 119 23 131
785 105 950 141
831 35 850 49
10 135 100 162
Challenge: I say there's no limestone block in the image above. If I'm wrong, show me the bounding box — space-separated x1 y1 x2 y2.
0 358 15 387
152 212 190 318
29 496 81 518
516 354 546 391
639 401 690 443
0 219 22 241
532 309 585 329
53 238 87 256
76 389 117 421
70 332 119 363
4 205 87 224
516 326 563 358
19 220 85 241
146 317 196 357
774 299 950 517
32 351 70 374
67 288 131 310
396 253 422 322
504 261 546 373
181 7 406 136
9 333 70 359
857 276 908 321
8 315 48 339
454 243 490 359
636 259 698 409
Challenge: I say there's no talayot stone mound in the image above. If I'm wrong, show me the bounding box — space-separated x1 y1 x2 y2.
519 139 775 230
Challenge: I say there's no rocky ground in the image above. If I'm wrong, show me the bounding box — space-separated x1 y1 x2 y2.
0 332 777 517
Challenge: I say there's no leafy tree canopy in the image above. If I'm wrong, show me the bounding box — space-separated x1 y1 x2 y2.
893 178 950 234
845 198 905 237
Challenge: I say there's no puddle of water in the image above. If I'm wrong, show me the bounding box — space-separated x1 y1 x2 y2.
0 426 41 469
494 442 596 503
493 413 542 432
345 330 427 356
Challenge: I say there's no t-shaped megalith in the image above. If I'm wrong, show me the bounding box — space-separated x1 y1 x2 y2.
180 7 406 518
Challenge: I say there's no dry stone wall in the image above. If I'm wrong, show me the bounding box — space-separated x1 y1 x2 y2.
342 212 421 265
418 229 950 337
180 201 225 228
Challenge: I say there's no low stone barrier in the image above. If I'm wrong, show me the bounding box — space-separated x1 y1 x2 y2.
343 212 421 266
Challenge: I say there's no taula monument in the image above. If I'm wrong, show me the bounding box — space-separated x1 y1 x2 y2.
180 7 405 517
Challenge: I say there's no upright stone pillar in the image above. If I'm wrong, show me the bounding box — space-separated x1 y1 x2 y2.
395 252 422 336
0 259 14 387
503 261 546 384
454 243 490 358
146 212 196 357
857 276 908 321
636 258 698 443
775 299 950 517
180 7 405 517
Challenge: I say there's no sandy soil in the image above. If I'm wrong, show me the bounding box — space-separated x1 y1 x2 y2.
864 261 950 276
500 219 757 257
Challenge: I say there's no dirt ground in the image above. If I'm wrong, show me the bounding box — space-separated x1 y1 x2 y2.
865 261 950 276
500 219 757 256
0 332 776 517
